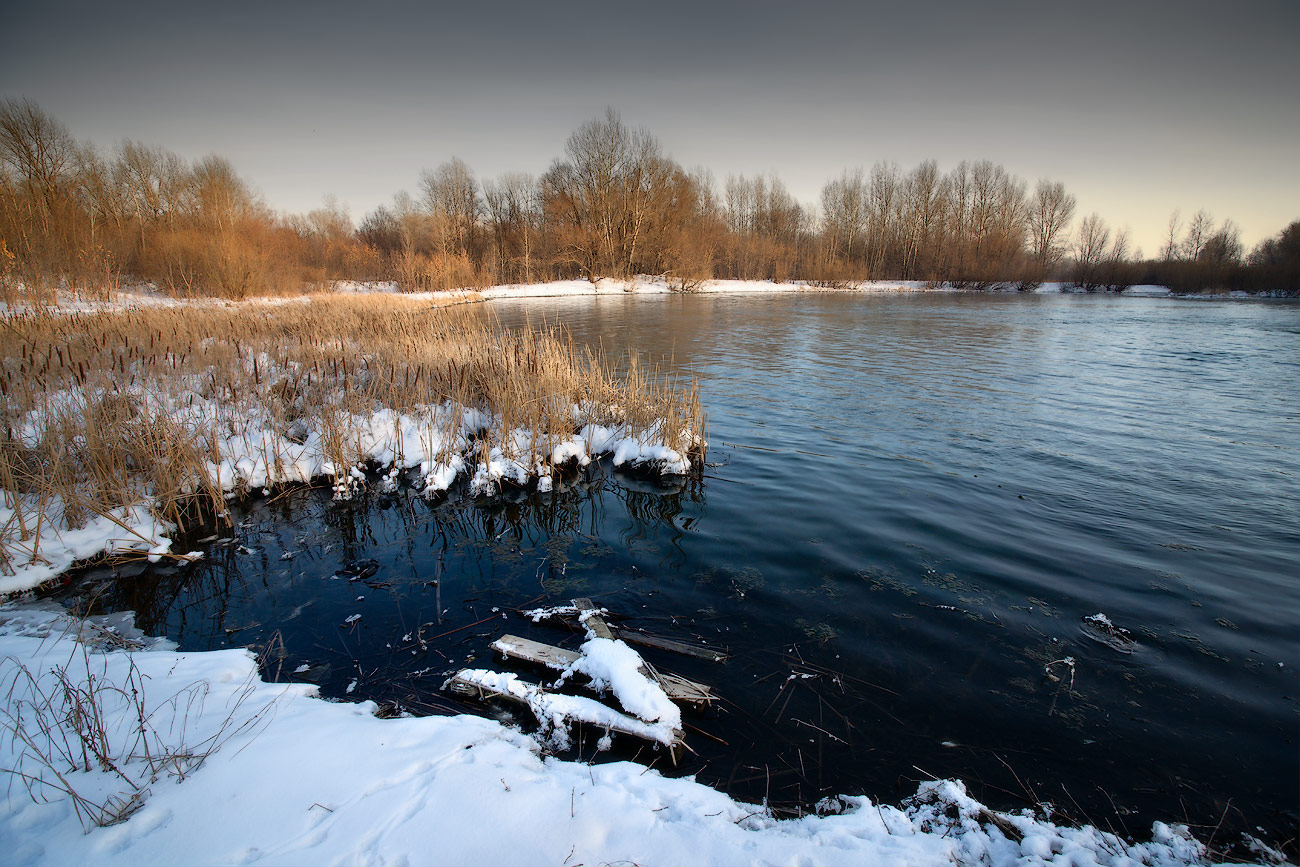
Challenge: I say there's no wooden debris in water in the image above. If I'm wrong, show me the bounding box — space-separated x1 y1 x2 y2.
618 630 729 663
571 597 616 639
571 598 709 709
445 669 686 763
448 597 721 757
491 634 715 706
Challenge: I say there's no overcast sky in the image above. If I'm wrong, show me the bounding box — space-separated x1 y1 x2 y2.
4 0 1297 255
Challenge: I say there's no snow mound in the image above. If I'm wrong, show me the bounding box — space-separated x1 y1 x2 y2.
557 636 682 732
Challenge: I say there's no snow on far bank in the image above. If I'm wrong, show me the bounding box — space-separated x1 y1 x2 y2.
0 604 1220 867
452 276 942 299
20 277 1300 317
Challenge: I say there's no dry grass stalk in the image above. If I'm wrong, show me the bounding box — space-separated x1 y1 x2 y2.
1 294 704 583
0 621 272 829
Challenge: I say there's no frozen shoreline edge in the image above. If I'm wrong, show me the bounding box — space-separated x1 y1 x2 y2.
0 603 1228 867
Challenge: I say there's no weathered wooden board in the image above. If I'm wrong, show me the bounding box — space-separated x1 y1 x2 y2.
656 671 714 704
571 597 616 639
569 598 727 662
618 630 729 662
491 634 714 705
492 634 578 669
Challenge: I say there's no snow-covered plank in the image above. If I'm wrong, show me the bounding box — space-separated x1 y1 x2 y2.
569 604 705 709
572 597 616 639
445 669 685 758
491 634 715 706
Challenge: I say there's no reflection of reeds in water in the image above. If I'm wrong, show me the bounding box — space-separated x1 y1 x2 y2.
1 295 705 581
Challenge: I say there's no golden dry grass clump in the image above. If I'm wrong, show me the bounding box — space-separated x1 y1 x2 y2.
0 294 704 579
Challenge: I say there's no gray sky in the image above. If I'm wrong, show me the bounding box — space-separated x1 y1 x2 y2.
4 0 1297 255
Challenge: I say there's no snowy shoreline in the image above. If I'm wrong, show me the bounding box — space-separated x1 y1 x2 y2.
8 275 1292 319
0 410 701 597
0 604 1225 866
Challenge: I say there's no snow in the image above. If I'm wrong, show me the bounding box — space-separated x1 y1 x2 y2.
556 635 682 733
460 276 942 300
0 603 1220 866
449 668 676 749
0 496 175 596
20 278 1289 321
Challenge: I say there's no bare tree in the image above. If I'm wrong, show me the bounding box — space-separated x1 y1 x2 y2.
720 172 805 280
1180 209 1214 261
484 171 539 283
1071 212 1110 289
112 140 189 258
1198 219 1242 265
419 156 481 265
898 160 944 279
819 168 865 265
0 97 77 232
1027 179 1076 276
189 155 255 231
542 108 678 281
1160 209 1183 261
864 161 900 277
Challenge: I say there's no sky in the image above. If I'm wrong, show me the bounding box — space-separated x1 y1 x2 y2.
4 0 1297 256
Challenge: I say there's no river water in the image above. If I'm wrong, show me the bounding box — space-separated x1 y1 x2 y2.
69 291 1299 849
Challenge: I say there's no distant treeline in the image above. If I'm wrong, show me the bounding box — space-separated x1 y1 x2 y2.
2 99 1296 300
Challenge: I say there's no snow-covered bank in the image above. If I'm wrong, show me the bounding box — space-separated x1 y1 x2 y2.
21 276 1300 317
0 497 186 595
0 400 699 596
0 604 1222 867
1 298 704 597
439 276 944 300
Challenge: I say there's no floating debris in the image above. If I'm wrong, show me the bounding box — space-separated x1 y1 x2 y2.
1044 656 1077 689
339 559 380 581
448 598 721 760
1081 613 1138 654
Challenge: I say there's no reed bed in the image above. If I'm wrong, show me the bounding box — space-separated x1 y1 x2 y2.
0 294 704 587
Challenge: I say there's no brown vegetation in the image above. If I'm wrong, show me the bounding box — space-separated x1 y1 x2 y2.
0 295 705 579
1 97 1295 300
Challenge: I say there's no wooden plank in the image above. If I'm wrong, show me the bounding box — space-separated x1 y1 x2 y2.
446 671 684 762
492 635 578 669
492 635 715 705
618 630 729 663
566 598 727 662
571 597 615 639
568 601 717 707
657 671 714 704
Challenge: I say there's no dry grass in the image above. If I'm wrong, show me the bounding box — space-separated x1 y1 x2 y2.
0 294 704 581
0 618 271 829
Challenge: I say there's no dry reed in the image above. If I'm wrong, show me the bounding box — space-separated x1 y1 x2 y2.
0 294 704 586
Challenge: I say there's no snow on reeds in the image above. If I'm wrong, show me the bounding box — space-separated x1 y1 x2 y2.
0 295 704 593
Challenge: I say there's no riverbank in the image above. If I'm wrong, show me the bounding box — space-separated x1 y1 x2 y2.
1 276 1187 315
0 295 703 595
0 603 1220 866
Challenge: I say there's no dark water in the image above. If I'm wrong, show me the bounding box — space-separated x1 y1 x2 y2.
68 293 1299 853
